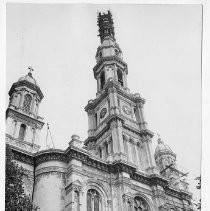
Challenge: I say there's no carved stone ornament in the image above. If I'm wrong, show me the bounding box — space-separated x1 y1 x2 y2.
159 203 179 211
122 105 132 115
100 107 107 119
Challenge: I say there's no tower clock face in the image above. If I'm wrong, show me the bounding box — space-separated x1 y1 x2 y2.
122 105 131 115
100 108 107 119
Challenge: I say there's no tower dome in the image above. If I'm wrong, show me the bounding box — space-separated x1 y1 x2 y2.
18 72 38 86
154 136 176 160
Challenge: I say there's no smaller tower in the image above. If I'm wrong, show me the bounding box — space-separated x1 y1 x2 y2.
155 136 189 190
6 67 44 153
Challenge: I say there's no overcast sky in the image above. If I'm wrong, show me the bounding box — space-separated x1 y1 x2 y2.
6 3 201 200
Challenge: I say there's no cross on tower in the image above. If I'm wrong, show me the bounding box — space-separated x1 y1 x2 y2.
28 66 34 77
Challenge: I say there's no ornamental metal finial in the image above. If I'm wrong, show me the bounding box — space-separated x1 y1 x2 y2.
157 133 163 144
28 66 34 77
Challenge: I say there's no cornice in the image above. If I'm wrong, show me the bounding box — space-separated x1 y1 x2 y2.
164 186 192 201
11 148 34 165
35 151 67 166
95 42 122 57
6 108 44 127
8 144 193 201
9 80 44 100
93 55 128 78
123 123 154 139
85 81 145 112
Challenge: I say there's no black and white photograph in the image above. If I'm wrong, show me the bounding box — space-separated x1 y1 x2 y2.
3 2 206 211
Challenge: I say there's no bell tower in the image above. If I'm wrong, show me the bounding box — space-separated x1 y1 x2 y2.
6 67 44 153
84 11 157 174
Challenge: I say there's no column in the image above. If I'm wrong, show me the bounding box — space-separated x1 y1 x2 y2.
146 138 158 171
16 92 21 107
127 141 132 163
32 129 36 145
123 72 128 88
108 88 115 115
132 143 137 165
113 64 118 82
31 95 36 115
139 104 147 129
19 90 25 109
136 104 143 128
139 144 143 170
104 66 108 82
97 77 100 92
134 144 140 169
6 117 13 135
88 110 94 136
14 121 21 138
34 129 40 145
110 120 125 156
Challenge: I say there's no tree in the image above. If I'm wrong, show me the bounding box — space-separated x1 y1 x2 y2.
195 176 201 210
5 145 39 211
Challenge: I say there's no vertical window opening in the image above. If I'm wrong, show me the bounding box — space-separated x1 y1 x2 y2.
19 124 26 140
74 190 80 211
133 107 137 121
99 148 102 159
100 71 105 89
95 113 97 128
105 142 108 157
117 69 123 86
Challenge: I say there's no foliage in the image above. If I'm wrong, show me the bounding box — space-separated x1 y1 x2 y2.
5 145 39 211
195 176 201 210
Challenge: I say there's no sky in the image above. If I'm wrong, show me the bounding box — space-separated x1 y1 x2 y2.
6 3 202 201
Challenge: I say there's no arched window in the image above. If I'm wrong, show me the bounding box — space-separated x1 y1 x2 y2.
117 69 123 86
19 124 26 140
74 190 80 211
87 189 102 211
134 197 150 211
22 94 32 113
100 71 105 89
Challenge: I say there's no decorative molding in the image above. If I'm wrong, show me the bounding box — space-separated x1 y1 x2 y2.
35 166 66 176
8 141 192 204
12 149 34 165
93 56 128 78
35 152 67 166
65 180 83 195
6 108 44 127
9 80 44 100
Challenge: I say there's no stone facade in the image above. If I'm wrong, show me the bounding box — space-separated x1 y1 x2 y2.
6 11 194 211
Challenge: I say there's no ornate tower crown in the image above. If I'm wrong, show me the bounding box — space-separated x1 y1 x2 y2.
6 67 44 153
97 10 115 43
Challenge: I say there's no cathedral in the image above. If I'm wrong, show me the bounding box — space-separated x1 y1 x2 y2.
6 11 194 211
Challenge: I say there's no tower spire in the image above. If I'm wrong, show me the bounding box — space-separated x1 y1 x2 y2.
97 10 115 43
